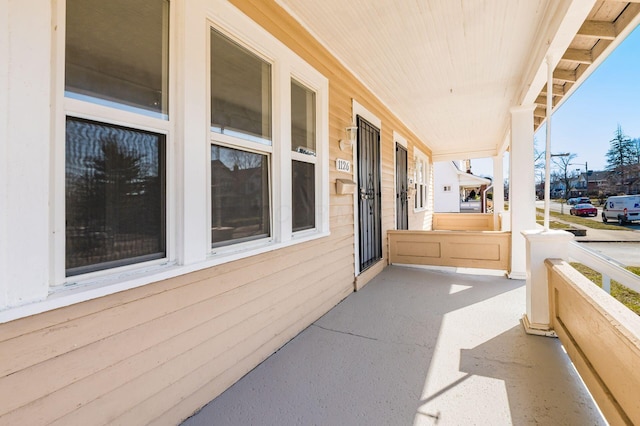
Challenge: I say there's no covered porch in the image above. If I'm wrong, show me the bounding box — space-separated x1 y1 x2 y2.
183 265 602 425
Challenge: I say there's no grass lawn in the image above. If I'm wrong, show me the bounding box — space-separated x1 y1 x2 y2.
571 262 640 315
535 219 576 230
536 207 626 230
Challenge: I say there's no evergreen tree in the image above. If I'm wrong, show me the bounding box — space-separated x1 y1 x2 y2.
605 125 637 193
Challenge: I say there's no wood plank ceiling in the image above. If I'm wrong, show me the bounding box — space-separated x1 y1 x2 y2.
276 0 640 160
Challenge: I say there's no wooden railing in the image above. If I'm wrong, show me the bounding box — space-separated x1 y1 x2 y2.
546 258 640 425
432 213 500 231
388 230 510 271
568 242 640 295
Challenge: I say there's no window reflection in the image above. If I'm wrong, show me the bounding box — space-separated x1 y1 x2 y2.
65 0 170 118
210 29 272 145
66 117 166 276
291 80 316 155
211 145 270 246
292 161 315 232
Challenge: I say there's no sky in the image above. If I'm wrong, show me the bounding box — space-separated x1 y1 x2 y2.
470 24 640 179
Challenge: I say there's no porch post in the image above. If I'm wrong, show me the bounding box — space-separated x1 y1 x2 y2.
522 230 573 334
508 105 536 279
492 154 505 230
0 1 52 307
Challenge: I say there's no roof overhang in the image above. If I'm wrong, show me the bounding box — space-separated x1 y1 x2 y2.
276 1 640 160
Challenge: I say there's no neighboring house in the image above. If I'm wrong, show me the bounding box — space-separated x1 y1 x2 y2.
434 161 491 213
1 1 639 424
573 173 588 196
587 170 609 196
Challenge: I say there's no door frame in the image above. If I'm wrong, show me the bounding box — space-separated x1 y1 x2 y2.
394 131 409 230
351 100 382 276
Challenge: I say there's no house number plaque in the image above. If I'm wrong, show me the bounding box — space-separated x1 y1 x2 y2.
336 158 351 173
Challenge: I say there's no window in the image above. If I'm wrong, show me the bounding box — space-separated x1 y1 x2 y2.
64 0 169 278
66 118 166 275
65 0 170 119
211 145 270 246
210 29 273 247
414 151 429 211
291 80 317 232
210 28 271 145
209 23 328 252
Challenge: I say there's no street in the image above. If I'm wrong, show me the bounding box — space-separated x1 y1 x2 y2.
535 200 640 231
534 200 640 266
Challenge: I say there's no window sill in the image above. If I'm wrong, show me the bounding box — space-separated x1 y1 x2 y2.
0 230 330 324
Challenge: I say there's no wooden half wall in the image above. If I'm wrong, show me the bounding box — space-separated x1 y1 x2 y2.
546 259 640 425
432 213 501 231
388 230 511 271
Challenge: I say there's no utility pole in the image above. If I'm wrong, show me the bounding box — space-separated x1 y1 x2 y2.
570 161 589 196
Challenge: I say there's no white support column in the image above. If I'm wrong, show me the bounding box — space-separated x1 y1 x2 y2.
175 0 208 265
492 154 505 231
0 0 8 308
0 2 52 308
509 105 536 279
522 230 573 335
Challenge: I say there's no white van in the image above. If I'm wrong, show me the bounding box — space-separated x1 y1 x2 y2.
601 195 640 224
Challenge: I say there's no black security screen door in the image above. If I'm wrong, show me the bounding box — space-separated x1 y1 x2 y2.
357 116 382 271
396 144 408 230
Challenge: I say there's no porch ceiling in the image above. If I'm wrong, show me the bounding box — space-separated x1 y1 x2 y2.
276 0 640 161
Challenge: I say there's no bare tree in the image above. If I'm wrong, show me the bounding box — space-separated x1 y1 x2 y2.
552 153 577 200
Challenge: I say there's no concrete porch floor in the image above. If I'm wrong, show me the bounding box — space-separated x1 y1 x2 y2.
182 266 605 425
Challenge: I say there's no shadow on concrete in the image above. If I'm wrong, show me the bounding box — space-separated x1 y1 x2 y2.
182 266 602 425
459 325 605 425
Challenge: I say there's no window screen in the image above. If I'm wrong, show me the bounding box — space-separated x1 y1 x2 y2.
291 80 316 155
292 161 315 232
211 145 270 246
65 0 170 118
65 117 166 276
211 29 272 145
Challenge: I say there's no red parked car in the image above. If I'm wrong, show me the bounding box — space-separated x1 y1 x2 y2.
570 203 597 217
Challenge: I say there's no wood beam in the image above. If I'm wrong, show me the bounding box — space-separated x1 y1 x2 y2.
534 117 543 129
590 39 612 65
615 3 640 35
534 106 546 118
535 95 560 107
540 84 566 96
577 20 616 40
561 48 592 64
575 63 590 82
553 69 577 82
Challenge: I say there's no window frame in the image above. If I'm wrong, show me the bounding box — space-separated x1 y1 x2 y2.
414 149 430 212
53 0 175 286
207 16 329 256
290 77 319 235
48 0 329 299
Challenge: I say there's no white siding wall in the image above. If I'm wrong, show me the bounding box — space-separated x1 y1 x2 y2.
434 161 461 213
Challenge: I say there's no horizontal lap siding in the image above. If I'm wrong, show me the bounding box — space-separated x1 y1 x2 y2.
0 238 353 425
0 1 433 424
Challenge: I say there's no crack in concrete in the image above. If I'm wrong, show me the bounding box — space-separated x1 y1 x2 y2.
311 323 431 349
311 324 380 342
